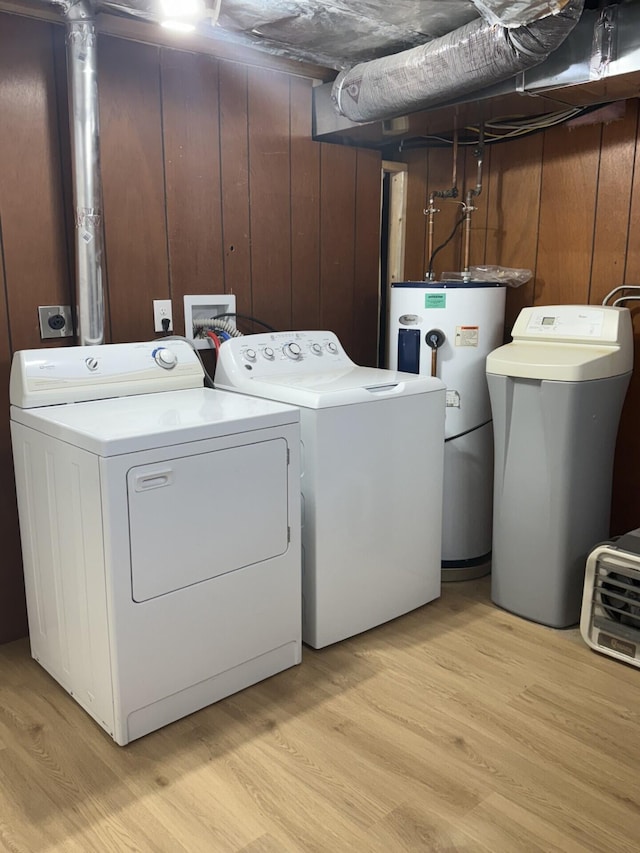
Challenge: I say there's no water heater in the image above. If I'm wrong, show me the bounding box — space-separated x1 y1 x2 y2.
388 281 506 578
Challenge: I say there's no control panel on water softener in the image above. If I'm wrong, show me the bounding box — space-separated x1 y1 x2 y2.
219 331 355 379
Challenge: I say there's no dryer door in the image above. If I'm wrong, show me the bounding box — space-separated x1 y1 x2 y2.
127 438 290 601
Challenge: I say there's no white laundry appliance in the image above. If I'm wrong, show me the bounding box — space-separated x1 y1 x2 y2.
215 330 445 649
10 341 302 745
387 281 506 578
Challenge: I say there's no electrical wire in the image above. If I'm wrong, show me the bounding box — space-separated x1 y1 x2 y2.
427 214 466 280
213 312 277 332
397 104 605 151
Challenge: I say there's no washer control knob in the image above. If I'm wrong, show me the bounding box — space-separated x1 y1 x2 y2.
284 342 302 360
153 347 177 370
326 342 339 354
310 343 322 355
85 357 99 372
244 348 257 362
263 347 275 360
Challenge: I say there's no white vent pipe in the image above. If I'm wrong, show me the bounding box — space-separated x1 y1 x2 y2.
332 0 585 124
65 0 105 345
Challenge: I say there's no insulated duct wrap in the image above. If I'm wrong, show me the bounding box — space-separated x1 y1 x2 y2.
332 0 584 123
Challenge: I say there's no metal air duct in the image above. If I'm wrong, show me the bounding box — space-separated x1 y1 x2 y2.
64 0 105 345
332 0 585 123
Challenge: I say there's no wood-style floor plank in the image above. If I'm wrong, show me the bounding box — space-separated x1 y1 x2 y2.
0 578 639 852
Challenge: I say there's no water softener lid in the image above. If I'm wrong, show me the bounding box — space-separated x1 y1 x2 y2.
486 305 633 381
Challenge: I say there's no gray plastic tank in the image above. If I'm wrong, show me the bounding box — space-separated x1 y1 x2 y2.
486 305 633 628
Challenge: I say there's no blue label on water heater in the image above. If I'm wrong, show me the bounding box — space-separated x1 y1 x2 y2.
425 293 446 309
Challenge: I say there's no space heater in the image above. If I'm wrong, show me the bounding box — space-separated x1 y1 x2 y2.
581 529 640 667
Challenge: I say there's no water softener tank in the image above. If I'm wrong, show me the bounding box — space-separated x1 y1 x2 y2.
487 305 633 627
388 281 506 577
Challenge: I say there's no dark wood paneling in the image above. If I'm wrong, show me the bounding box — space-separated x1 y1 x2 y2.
319 144 357 348
0 219 26 643
0 15 71 352
589 102 638 304
535 123 602 306
219 62 252 314
610 110 640 534
99 37 169 343
161 49 224 335
403 150 429 281
485 134 544 336
51 25 79 336
290 77 320 331
247 68 292 331
353 149 382 366
624 113 640 286
465 143 491 272
0 15 69 641
426 147 464 279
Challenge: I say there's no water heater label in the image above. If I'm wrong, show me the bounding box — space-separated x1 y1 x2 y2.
425 293 446 309
455 326 479 347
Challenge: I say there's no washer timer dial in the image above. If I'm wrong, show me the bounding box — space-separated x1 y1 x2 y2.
283 342 302 360
153 347 177 369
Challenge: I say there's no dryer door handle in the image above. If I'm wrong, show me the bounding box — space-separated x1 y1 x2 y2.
133 469 174 491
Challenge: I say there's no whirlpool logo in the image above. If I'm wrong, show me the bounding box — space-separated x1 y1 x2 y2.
598 632 636 658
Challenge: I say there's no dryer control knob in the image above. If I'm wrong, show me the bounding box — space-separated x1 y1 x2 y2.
154 347 177 369
244 348 257 362
284 342 302 360
263 347 275 360
310 343 322 355
326 342 338 354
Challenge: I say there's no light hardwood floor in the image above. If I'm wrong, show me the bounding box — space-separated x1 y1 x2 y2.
1 577 639 852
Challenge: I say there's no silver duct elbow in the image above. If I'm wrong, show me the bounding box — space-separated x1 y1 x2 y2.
332 0 585 124
65 0 105 346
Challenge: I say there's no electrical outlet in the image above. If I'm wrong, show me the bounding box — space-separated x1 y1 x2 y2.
184 294 236 349
153 299 173 333
38 305 73 339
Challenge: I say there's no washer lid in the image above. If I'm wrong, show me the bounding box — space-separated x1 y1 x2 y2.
218 366 445 409
10 388 299 456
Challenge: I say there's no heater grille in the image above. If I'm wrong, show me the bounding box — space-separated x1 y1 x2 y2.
597 564 640 629
581 546 640 666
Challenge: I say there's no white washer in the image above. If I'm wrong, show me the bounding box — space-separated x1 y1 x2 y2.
10 340 301 745
215 330 445 649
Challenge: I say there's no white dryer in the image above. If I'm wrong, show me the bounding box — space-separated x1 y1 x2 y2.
10 341 301 745
215 331 445 649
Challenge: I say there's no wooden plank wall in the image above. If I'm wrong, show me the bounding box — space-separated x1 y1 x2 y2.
0 12 381 643
400 99 640 535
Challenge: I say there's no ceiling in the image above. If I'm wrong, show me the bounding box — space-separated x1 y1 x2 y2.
210 0 482 69
47 0 583 71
